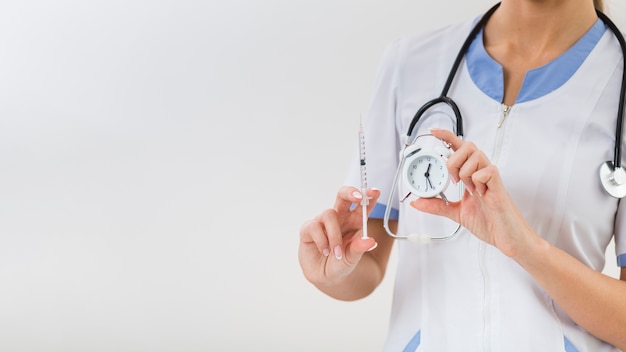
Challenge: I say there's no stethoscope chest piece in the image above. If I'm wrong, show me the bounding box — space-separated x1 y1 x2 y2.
600 161 626 198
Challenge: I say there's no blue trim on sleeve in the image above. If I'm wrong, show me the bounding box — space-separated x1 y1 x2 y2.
466 19 606 104
403 330 421 352
370 202 398 220
617 254 626 267
564 336 580 352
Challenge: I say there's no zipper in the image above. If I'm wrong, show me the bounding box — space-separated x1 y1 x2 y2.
492 104 512 162
497 104 511 128
481 104 511 351
479 242 490 352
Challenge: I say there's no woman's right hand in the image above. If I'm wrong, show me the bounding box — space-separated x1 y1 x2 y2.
298 186 381 288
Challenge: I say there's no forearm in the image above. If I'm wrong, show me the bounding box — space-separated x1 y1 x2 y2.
515 235 626 349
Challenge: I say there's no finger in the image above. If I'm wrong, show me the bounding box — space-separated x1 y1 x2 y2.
344 235 378 266
472 164 500 196
430 128 472 188
457 149 488 195
430 128 464 151
334 186 364 217
299 220 331 257
409 197 460 223
318 209 346 259
446 140 477 186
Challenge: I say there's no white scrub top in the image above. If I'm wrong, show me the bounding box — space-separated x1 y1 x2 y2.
348 17 625 352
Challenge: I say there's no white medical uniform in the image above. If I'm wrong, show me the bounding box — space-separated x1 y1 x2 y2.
348 17 625 351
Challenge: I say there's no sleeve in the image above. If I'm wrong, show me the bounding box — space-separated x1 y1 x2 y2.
615 199 626 267
344 38 405 220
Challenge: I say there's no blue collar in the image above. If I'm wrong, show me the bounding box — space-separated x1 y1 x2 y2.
466 18 607 104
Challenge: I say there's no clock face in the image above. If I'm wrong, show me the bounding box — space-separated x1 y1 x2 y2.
404 153 450 198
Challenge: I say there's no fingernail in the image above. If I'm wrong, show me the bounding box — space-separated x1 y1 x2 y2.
367 242 378 252
352 191 363 199
367 188 379 200
322 248 330 257
334 245 343 260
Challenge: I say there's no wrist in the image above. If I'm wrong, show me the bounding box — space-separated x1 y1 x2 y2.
510 230 551 269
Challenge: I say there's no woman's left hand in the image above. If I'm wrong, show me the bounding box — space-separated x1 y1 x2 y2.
409 129 538 259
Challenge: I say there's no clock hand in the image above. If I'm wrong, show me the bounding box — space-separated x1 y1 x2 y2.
425 163 433 190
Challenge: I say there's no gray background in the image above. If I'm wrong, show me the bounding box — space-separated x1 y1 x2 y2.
1 1 624 351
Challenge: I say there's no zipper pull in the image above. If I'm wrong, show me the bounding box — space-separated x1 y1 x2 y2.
497 104 512 128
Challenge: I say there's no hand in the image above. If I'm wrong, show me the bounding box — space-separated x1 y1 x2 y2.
409 129 537 259
299 186 380 286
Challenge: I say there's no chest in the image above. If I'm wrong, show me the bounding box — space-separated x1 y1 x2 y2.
394 56 621 248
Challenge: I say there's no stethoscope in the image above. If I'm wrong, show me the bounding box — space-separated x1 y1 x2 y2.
383 2 626 242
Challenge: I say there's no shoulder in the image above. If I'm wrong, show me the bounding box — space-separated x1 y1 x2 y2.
380 19 477 76
402 19 475 53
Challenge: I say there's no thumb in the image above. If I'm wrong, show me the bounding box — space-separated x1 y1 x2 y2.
410 197 460 223
344 235 378 265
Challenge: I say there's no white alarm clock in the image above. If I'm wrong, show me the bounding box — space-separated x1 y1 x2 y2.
401 139 453 200
384 133 463 241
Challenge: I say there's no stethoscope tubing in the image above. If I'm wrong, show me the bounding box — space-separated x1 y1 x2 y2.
596 10 626 169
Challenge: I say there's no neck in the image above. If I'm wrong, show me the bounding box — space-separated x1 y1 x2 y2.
482 0 599 105
484 0 598 62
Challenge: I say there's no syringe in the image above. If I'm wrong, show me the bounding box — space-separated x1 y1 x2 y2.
359 121 369 239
